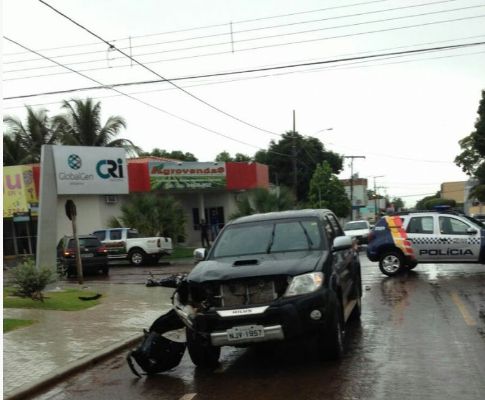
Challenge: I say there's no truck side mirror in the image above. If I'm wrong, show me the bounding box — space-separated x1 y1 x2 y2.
194 248 207 263
332 235 353 252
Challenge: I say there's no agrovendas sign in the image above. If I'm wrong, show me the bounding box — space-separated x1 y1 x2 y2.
149 161 227 190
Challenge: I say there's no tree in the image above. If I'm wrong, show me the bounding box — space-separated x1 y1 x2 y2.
54 98 140 156
215 151 251 162
3 134 28 166
3 106 58 165
111 193 186 242
425 198 456 210
143 148 198 161
308 162 350 217
255 131 343 202
455 89 485 202
391 197 404 212
415 192 440 210
215 151 232 162
230 187 295 219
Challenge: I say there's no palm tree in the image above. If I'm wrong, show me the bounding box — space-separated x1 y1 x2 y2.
230 187 295 219
3 133 28 166
3 106 58 164
109 193 186 242
54 98 140 156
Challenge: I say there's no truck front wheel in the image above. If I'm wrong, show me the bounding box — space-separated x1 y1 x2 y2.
129 249 146 266
186 328 220 368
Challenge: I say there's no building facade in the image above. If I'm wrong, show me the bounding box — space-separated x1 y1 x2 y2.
441 179 483 215
3 157 269 263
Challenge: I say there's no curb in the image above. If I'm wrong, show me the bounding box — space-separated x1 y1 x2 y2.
3 333 144 400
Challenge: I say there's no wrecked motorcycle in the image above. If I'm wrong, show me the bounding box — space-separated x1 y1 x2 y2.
127 274 191 376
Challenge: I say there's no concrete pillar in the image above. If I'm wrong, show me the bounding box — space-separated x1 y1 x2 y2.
36 145 58 270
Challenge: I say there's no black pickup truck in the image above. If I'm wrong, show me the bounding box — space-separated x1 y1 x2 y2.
174 209 362 367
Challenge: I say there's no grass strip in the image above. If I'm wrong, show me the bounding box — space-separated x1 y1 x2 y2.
3 288 102 311
4 318 36 332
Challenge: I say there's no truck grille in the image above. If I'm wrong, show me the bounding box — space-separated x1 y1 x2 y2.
201 277 288 308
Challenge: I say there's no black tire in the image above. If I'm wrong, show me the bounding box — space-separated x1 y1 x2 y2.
186 327 220 368
349 277 362 322
378 250 404 276
128 249 146 266
318 300 344 361
349 259 362 321
406 261 418 270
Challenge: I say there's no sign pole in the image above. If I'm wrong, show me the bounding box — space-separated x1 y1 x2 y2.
65 199 83 284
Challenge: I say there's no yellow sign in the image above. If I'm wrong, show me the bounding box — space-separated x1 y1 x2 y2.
3 166 38 218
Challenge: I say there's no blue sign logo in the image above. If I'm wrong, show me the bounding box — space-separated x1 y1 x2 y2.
67 154 82 170
96 158 124 179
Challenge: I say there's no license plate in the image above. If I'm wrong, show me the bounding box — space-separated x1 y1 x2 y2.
227 325 264 341
81 253 94 258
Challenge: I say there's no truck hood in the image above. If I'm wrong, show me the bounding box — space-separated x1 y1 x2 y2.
187 250 327 283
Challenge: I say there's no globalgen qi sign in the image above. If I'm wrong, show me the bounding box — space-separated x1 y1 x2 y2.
53 146 128 194
149 161 227 190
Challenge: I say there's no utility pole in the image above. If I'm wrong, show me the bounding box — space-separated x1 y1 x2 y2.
344 155 366 220
292 110 298 198
370 175 384 222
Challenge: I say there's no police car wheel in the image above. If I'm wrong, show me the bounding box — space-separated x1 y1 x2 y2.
379 251 404 276
406 261 418 270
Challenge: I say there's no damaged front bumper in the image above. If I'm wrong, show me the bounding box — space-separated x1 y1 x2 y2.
174 287 334 347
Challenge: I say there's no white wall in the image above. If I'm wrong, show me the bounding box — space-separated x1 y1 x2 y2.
54 191 240 246
56 195 124 240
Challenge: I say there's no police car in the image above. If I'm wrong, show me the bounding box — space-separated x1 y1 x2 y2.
366 210 485 276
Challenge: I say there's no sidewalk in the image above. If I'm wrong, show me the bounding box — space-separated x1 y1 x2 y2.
3 281 176 400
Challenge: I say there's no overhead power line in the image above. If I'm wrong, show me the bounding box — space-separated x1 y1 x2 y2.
3 37 286 154
5 40 485 101
4 36 297 161
4 0 462 67
37 0 282 138
4 45 483 113
2 0 396 56
6 11 485 82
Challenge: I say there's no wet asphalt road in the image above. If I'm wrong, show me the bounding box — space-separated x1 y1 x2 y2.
33 255 485 400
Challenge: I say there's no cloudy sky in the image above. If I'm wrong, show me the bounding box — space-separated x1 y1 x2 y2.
3 0 485 206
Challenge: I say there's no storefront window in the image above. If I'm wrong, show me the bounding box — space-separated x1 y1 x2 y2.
3 219 16 256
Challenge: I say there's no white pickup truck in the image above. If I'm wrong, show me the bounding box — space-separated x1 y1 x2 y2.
92 228 173 266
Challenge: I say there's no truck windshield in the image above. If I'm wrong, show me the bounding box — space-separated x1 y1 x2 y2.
212 218 324 258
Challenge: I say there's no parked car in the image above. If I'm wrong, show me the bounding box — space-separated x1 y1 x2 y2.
92 228 173 266
173 209 362 367
367 210 485 276
343 220 371 245
57 235 109 277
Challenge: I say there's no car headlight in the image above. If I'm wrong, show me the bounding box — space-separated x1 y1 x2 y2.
284 272 324 297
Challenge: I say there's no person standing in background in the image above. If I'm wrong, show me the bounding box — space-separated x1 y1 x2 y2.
200 219 210 248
